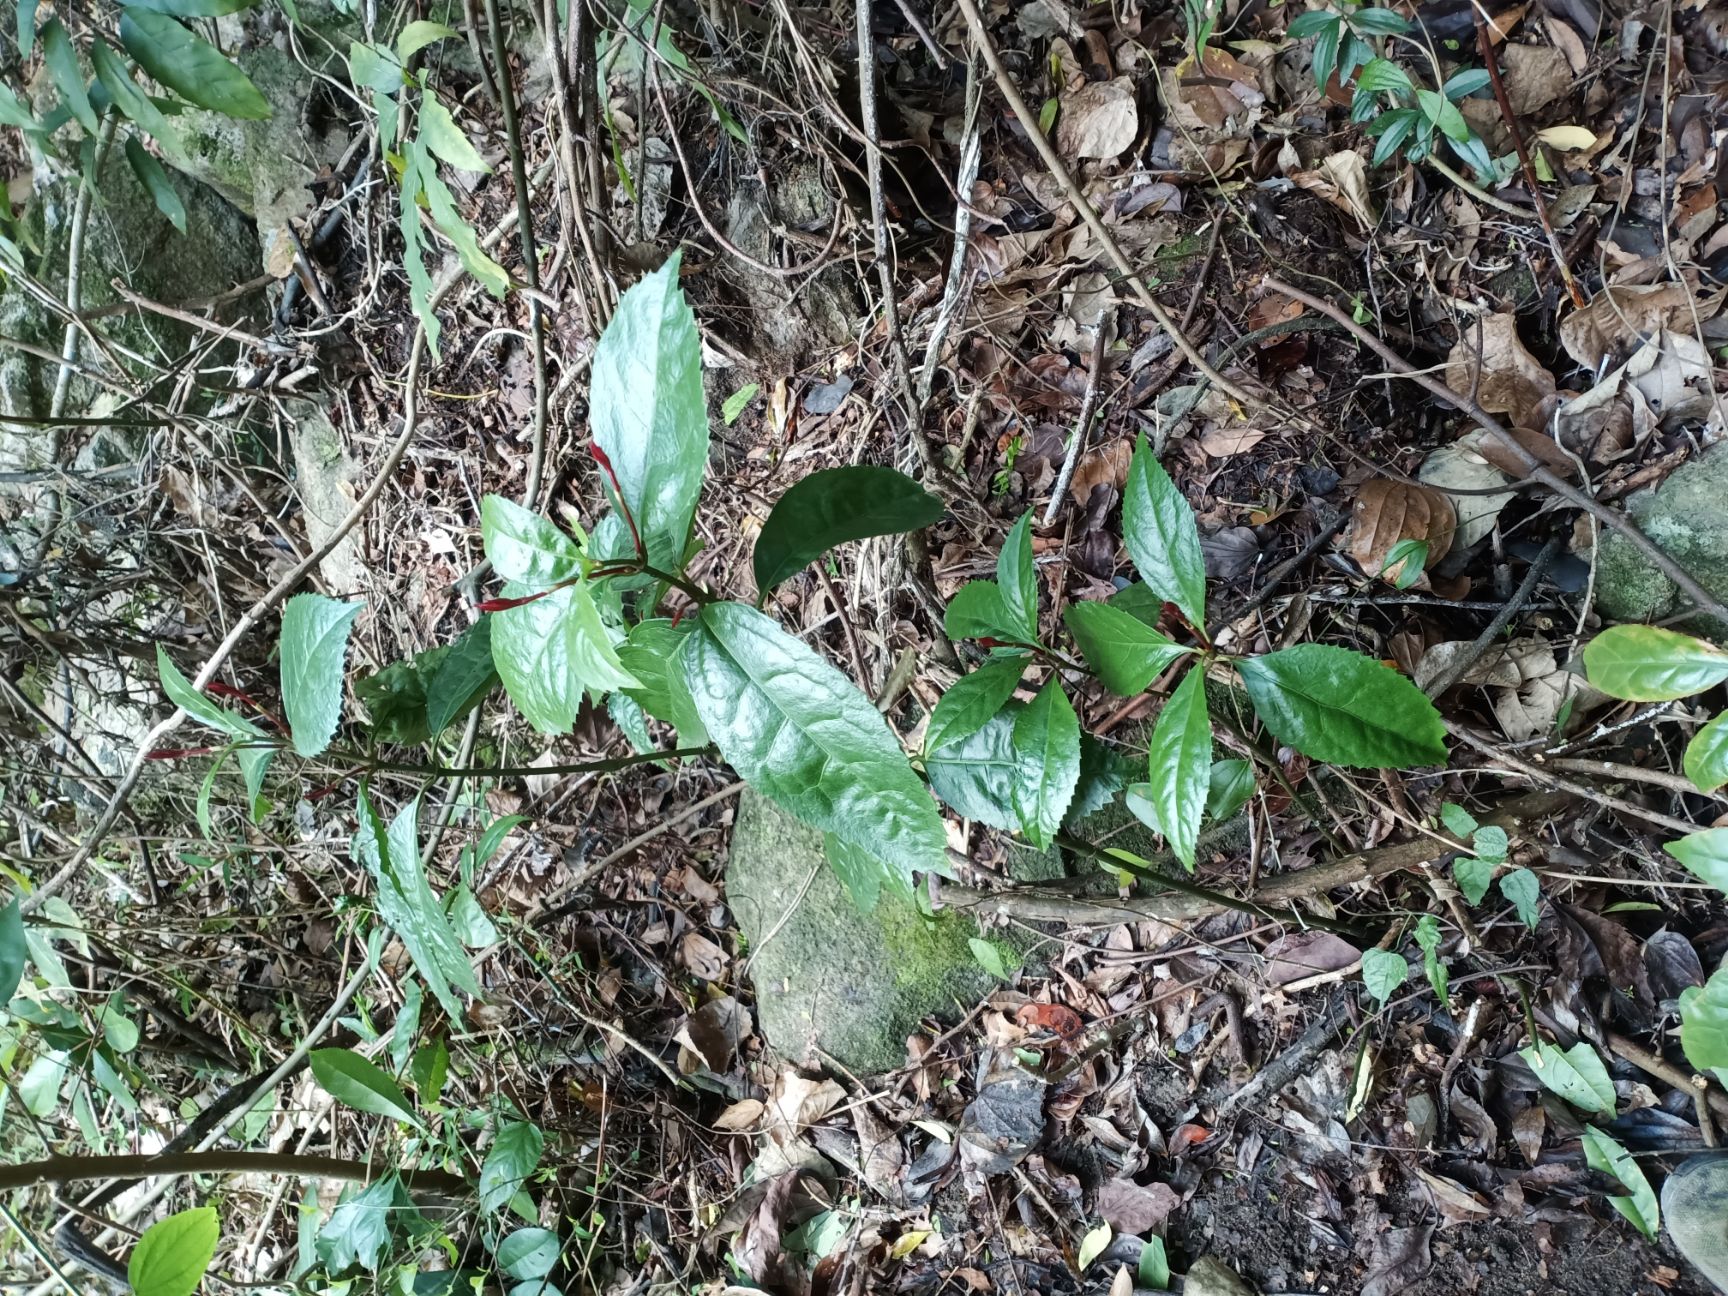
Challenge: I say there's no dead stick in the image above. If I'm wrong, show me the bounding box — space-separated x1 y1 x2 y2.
1264 276 1728 628
1474 12 1586 309
0 1152 468 1196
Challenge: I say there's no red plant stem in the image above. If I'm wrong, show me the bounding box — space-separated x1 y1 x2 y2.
203 681 288 734
590 442 645 559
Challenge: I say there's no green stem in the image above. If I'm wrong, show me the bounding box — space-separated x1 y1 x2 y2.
589 561 715 608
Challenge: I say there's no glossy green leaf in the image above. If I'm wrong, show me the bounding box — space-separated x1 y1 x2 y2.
945 580 1026 643
1206 758 1255 822
0 895 23 1003
1286 9 1338 37
396 18 456 59
156 645 261 739
1138 1235 1170 1290
490 580 639 733
925 656 1025 753
753 465 943 593
1360 947 1407 1004
998 512 1039 643
824 833 884 912
1237 644 1446 767
479 1121 544 1215
91 38 176 146
1520 1039 1614 1113
426 619 497 736
1142 668 1211 870
1665 830 1728 894
1685 711 1728 793
1500 867 1541 928
1680 967 1728 1081
318 1177 400 1273
590 254 708 572
1010 679 1081 848
1355 55 1412 93
128 1206 218 1296
1583 625 1728 701
1581 1127 1659 1240
354 791 482 1017
119 10 270 118
418 152 509 297
42 19 96 134
480 495 583 587
1068 733 1133 825
1064 602 1191 696
1122 435 1206 628
1453 855 1493 905
1349 5 1411 32
124 135 187 234
309 1047 417 1123
618 617 706 745
280 592 361 757
497 1228 559 1281
924 706 1018 831
683 601 946 877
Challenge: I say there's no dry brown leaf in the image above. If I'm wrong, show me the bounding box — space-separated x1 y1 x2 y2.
715 1098 766 1131
1501 42 1570 114
1319 149 1374 228
1417 434 1515 547
1346 479 1456 584
1445 313 1555 429
1263 931 1362 984
1198 424 1268 458
1096 1178 1181 1233
1559 282 1709 367
1069 438 1132 506
1109 1265 1134 1296
680 931 729 981
1474 426 1578 480
1056 77 1138 159
853 1103 905 1199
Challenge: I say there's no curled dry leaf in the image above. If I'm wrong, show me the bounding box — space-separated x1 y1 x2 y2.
1056 77 1138 159
1069 438 1132 507
1418 433 1515 548
1263 931 1362 984
1095 1177 1181 1234
714 1098 766 1131
1346 479 1456 584
1558 282 1716 368
1445 314 1555 430
1475 426 1578 480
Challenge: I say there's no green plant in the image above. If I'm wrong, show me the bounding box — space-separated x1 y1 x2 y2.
1285 2 1499 176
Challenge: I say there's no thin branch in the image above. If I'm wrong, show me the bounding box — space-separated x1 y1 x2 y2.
0 1153 467 1196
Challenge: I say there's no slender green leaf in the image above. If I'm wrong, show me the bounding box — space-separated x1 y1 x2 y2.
1581 1127 1659 1239
156 644 261 738
1064 602 1191 696
1349 6 1410 32
1206 758 1255 822
42 20 96 134
1360 947 1407 1004
124 135 187 234
1665 829 1728 894
925 656 1025 753
309 1047 417 1123
418 94 489 172
998 512 1039 643
395 18 456 59
683 601 946 878
590 254 708 572
722 383 758 424
1453 855 1493 905
1583 625 1728 701
1010 679 1081 848
90 38 176 145
119 10 270 118
128 1207 218 1296
419 154 509 297
1142 668 1211 870
1286 9 1338 37
280 593 361 757
1122 436 1206 628
491 580 639 733
0 896 23 1003
1443 67 1490 99
945 581 1025 643
480 496 584 587
753 466 943 592
479 1121 544 1215
968 936 1019 980
1520 1039 1614 1113
1413 914 1447 999
354 791 482 1017
1500 867 1541 928
1416 88 1469 141
17 0 36 54
398 143 441 356
1685 711 1728 793
1355 55 1411 93
1238 644 1447 767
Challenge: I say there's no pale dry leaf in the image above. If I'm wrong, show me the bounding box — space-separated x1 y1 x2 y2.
1199 424 1268 458
1346 478 1456 584
1445 313 1555 429
1417 433 1516 548
1624 329 1715 425
853 1103 906 1199
1319 150 1374 229
1537 124 1596 151
680 931 729 982
1501 42 1570 115
1109 1265 1133 1296
1543 13 1588 72
1263 931 1362 984
1095 1177 1180 1233
1415 1168 1495 1224
715 1098 766 1131
1069 438 1132 506
1056 77 1138 159
768 1072 846 1144
1559 282 1710 367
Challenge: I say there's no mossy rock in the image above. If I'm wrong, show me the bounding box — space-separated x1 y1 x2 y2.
730 791 1054 1075
1598 448 1728 640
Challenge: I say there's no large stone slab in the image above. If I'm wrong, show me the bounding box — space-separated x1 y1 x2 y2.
1598 448 1728 640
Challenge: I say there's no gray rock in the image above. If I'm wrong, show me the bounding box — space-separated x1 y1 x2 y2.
1183 1256 1259 1296
729 791 1036 1075
1662 1153 1728 1291
1598 448 1728 640
286 398 366 591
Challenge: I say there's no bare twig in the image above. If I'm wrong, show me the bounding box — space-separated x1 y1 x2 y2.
1423 534 1563 697
1043 308 1112 525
